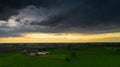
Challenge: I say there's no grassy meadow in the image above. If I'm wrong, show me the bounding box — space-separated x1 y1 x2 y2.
0 47 120 67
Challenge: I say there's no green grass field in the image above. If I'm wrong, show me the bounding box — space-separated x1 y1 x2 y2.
0 47 120 67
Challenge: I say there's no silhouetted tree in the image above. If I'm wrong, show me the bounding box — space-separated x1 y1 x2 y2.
65 56 70 62
70 51 77 57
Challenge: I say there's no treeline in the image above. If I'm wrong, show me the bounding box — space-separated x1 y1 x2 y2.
0 43 120 47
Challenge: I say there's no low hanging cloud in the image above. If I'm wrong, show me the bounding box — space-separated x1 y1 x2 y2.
0 0 120 37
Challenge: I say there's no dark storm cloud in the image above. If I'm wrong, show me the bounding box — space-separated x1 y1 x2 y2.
29 0 120 33
0 0 120 37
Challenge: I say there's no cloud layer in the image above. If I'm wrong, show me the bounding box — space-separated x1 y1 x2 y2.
0 0 120 37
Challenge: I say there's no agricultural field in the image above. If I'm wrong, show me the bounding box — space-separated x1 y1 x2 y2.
0 47 120 67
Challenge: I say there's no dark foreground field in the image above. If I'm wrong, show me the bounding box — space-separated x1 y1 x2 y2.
0 47 120 67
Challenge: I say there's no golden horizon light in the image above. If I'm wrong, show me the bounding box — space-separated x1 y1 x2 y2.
0 32 120 43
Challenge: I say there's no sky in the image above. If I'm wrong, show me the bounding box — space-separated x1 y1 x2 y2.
0 0 120 43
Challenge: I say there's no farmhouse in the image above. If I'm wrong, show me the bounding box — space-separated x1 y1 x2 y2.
23 49 50 56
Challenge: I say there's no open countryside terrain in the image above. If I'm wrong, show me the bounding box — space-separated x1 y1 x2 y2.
0 45 120 67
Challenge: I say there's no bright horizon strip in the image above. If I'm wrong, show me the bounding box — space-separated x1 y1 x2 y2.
0 32 120 43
